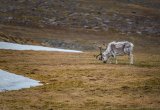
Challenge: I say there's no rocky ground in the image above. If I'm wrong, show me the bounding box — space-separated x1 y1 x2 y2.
0 0 160 36
0 24 160 52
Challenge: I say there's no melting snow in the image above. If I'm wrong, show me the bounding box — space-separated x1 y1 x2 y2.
0 42 82 53
0 69 42 92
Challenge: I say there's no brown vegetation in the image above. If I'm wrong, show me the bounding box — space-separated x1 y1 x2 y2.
0 49 159 109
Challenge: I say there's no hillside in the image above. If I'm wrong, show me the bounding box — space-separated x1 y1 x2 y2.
0 0 160 36
0 0 160 51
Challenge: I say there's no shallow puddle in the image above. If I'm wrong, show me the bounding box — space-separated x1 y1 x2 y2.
0 69 42 92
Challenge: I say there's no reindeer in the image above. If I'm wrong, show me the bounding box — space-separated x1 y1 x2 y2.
96 41 134 64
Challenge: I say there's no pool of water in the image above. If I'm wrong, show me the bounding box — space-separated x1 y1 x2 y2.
0 69 42 92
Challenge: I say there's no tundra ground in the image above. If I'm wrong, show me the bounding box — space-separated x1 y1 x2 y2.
0 0 160 109
0 49 160 110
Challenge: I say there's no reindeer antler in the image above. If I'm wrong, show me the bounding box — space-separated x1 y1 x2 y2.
95 46 103 60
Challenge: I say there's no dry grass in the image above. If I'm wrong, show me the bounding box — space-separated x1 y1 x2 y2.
0 23 160 109
0 49 160 110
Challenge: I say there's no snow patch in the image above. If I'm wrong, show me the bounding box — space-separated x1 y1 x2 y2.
0 42 82 53
0 69 42 92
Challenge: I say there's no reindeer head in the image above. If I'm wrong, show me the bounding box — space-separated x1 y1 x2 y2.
95 45 111 63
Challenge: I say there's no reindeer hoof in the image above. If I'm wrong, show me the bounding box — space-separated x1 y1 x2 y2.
103 61 106 63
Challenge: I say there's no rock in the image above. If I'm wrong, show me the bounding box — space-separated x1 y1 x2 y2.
95 17 102 21
136 31 142 34
127 21 133 25
84 25 91 29
69 12 78 17
93 26 100 30
103 19 110 24
8 17 13 20
84 13 90 16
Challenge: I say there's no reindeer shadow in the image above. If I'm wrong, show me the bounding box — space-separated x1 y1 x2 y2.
106 62 132 66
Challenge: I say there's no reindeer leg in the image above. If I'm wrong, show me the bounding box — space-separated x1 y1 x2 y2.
113 55 118 64
129 53 133 64
108 57 112 64
112 53 117 64
115 57 118 64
